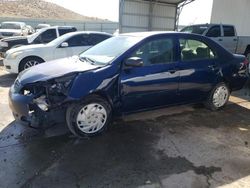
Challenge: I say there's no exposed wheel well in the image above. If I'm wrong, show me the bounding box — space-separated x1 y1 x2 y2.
19 56 45 72
86 92 113 110
220 78 232 92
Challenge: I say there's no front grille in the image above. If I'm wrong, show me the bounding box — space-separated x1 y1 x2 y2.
1 32 14 36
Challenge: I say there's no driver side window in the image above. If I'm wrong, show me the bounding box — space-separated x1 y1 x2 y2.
65 34 89 47
131 38 174 66
40 29 57 43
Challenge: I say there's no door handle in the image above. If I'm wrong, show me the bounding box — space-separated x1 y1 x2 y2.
168 70 176 74
233 38 238 41
208 65 217 71
218 38 223 41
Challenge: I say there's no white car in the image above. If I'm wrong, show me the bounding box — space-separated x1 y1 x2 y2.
3 31 112 73
0 22 29 38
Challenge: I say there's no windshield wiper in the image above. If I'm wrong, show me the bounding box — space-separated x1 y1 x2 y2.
79 56 96 65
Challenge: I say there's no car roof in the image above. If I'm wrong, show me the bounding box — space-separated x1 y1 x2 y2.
60 31 113 38
120 31 205 39
1 21 25 25
183 23 235 27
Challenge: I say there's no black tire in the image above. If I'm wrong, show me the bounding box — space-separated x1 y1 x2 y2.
19 56 44 72
205 82 230 111
66 95 112 137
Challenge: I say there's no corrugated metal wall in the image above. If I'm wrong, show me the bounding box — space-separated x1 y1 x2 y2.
211 0 250 36
0 17 118 34
119 0 177 33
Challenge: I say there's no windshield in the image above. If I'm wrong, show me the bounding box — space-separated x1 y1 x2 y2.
1 23 21 30
79 36 143 65
181 25 208 35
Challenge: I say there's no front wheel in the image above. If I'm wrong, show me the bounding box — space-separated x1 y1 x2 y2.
66 96 112 137
205 83 230 111
19 57 44 72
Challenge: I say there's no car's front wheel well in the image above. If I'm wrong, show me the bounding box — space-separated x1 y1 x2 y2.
83 92 114 110
19 56 45 72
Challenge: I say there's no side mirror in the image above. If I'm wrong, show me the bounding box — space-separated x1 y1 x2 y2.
125 57 143 67
60 42 69 48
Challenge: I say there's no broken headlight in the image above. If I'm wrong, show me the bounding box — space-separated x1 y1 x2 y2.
49 74 76 95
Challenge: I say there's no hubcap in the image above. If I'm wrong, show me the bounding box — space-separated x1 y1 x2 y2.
24 60 40 70
213 86 229 108
76 103 107 134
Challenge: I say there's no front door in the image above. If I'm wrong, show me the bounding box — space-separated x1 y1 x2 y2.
53 34 91 60
120 36 180 113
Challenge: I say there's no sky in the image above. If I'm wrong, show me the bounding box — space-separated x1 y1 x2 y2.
45 0 213 25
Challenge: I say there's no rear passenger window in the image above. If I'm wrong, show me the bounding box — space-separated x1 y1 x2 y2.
180 39 216 61
206 26 221 37
223 26 235 37
131 38 174 66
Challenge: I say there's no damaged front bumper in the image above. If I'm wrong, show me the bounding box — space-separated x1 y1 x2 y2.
9 82 67 127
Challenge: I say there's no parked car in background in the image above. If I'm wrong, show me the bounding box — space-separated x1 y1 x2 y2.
8 32 249 137
0 26 77 57
26 25 35 35
35 23 51 32
0 21 29 38
4 31 112 73
181 24 250 59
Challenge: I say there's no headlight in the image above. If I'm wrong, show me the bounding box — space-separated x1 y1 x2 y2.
49 74 76 95
8 51 23 59
0 41 8 47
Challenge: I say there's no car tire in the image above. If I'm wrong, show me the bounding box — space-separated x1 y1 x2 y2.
66 95 112 137
19 57 44 72
205 82 230 111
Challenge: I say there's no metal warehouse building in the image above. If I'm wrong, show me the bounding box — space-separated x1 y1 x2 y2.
211 0 250 36
119 0 194 33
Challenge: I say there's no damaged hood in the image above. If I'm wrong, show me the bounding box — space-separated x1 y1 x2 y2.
17 56 99 85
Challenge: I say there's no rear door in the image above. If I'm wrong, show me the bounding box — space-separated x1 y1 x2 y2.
221 25 238 53
120 36 180 112
178 37 220 103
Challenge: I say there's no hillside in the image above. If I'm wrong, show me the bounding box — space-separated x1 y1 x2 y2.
0 0 107 21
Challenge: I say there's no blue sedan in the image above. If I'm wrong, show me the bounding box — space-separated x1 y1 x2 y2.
9 32 249 137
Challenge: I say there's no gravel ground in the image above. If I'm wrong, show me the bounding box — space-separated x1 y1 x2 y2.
0 64 250 188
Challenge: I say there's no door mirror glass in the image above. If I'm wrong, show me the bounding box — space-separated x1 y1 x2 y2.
60 42 69 48
125 57 143 67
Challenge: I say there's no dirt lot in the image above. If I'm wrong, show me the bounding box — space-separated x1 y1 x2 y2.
0 64 250 188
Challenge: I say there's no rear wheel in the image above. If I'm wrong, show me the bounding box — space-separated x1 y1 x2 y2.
19 57 44 72
205 83 230 111
66 96 112 137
